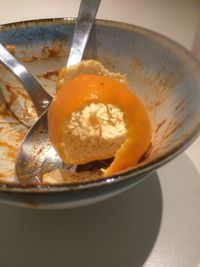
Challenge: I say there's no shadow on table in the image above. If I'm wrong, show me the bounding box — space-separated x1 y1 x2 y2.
0 172 162 267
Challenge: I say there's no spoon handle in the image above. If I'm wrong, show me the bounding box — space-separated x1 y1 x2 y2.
0 43 52 116
67 0 101 67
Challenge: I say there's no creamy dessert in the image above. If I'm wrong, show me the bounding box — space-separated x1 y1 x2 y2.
62 103 126 164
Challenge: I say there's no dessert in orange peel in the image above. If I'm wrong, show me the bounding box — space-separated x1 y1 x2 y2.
48 60 151 177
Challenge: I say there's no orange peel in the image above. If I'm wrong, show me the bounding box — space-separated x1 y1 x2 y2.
48 74 151 176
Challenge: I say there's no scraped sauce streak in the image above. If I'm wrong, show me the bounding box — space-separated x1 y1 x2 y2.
0 102 27 183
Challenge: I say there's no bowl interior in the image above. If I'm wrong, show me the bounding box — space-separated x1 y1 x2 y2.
0 18 200 187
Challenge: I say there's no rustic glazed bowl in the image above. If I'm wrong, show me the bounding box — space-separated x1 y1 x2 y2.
0 18 200 208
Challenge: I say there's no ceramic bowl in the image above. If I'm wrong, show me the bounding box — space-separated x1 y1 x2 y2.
0 18 200 208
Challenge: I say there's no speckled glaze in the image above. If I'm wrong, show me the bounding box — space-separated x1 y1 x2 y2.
0 18 200 208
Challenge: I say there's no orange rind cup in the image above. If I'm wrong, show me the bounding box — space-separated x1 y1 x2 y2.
48 73 151 176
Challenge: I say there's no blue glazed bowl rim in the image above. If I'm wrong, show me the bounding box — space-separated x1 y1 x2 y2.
0 17 200 193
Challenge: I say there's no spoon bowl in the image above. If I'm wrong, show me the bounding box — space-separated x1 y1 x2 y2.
15 110 62 184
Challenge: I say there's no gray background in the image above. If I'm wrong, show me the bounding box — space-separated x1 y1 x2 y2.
0 1 200 266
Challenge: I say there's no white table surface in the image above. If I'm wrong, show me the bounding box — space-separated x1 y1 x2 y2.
0 1 200 266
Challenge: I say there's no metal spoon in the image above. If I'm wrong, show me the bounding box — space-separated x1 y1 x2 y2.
15 0 101 184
